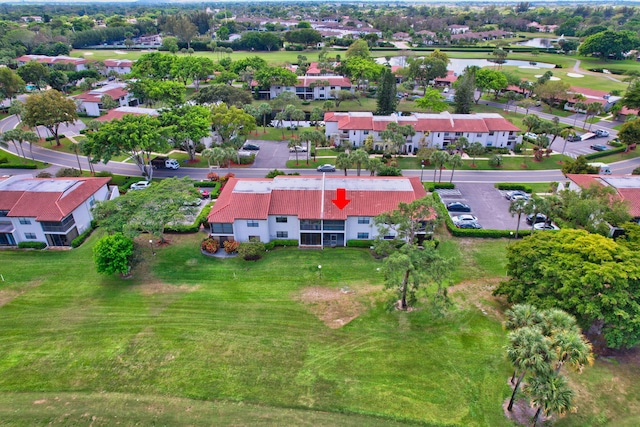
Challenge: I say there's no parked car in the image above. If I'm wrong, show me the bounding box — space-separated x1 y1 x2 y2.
199 189 210 199
452 214 478 223
446 202 471 212
526 213 547 225
595 129 610 138
566 134 582 142
523 132 538 142
242 143 260 151
533 222 560 231
317 164 336 172
505 190 529 201
289 145 307 152
130 180 150 190
590 144 608 152
456 221 483 229
443 87 450 93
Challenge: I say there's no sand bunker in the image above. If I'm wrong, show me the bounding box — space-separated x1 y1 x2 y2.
82 52 94 56
567 73 584 78
114 50 127 55
518 65 540 69
549 76 561 81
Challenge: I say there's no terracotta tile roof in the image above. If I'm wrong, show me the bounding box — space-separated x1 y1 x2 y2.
483 117 521 132
566 174 640 217
208 176 427 223
435 70 458 83
17 54 87 65
0 177 110 221
295 76 352 87
339 115 372 130
104 59 134 67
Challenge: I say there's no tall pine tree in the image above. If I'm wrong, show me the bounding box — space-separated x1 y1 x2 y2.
454 70 475 114
376 67 397 115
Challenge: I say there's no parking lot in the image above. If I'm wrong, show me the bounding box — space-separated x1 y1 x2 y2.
243 139 291 168
438 183 530 231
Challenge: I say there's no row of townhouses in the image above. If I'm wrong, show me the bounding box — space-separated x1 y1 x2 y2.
324 112 522 153
207 176 429 248
0 176 118 247
252 75 353 100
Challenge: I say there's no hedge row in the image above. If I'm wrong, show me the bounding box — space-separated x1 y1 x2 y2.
432 192 531 239
166 202 214 233
0 163 38 169
425 182 455 192
495 183 532 192
346 239 374 248
45 135 65 141
18 241 47 249
584 146 626 160
265 239 298 250
71 221 97 248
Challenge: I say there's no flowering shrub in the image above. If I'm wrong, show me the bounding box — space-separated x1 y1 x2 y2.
207 172 219 182
201 238 219 254
220 173 235 184
223 240 240 254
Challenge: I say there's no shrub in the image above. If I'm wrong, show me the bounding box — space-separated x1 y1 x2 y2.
95 171 113 177
71 222 96 248
223 240 240 254
633 167 640 175
35 172 53 178
513 143 523 154
584 146 626 160
55 168 82 177
220 173 235 184
194 142 206 153
347 239 374 248
238 240 266 260
269 239 298 247
0 157 7 164
495 183 532 192
377 165 402 176
424 182 455 192
206 172 219 182
266 169 287 178
200 237 219 254
18 241 47 249
0 163 37 169
489 155 503 167
236 154 255 165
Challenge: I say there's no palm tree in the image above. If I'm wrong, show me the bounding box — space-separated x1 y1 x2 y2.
559 127 577 158
243 105 260 136
508 198 528 239
322 100 335 112
523 114 541 133
274 112 287 140
550 330 594 374
299 129 314 165
291 109 306 138
70 141 83 173
288 139 301 165
284 105 297 137
525 373 574 426
1 129 37 163
573 101 587 128
467 142 484 168
336 152 351 176
505 304 544 332
572 94 586 126
310 107 323 130
367 157 383 176
447 154 463 183
349 148 369 176
506 327 554 412
585 102 603 131
431 150 450 183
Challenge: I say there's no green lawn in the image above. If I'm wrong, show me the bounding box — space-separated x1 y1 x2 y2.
0 148 44 168
0 232 639 425
394 153 568 171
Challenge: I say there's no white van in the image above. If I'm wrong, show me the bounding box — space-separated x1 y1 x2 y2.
588 162 611 175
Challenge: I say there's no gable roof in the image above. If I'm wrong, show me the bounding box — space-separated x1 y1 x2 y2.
96 106 159 122
208 176 428 223
74 83 129 104
0 176 110 221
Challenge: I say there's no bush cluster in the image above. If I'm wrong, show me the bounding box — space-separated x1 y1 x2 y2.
495 183 532 192
425 182 455 192
200 237 219 254
584 146 626 160
238 240 266 260
346 239 374 248
0 163 37 169
223 240 240 254
55 168 82 177
264 239 298 250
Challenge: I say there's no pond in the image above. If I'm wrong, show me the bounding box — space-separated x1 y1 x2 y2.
515 38 558 48
376 57 556 75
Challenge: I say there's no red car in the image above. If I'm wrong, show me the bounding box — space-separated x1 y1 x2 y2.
199 189 210 198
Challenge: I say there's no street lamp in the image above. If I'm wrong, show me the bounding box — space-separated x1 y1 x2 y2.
420 164 425 182
318 264 322 278
149 239 155 256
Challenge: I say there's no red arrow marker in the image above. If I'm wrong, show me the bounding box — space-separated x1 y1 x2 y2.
332 188 351 210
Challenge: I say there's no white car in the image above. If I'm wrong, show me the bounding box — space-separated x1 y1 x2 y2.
451 214 478 224
130 180 151 190
289 145 307 152
533 222 560 231
523 132 538 142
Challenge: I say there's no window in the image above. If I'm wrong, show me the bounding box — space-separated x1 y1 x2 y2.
383 234 395 240
323 220 345 231
24 232 36 239
211 223 233 234
275 217 287 223
19 218 31 225
509 131 515 136
357 232 369 239
455 132 462 136
357 217 370 224
437 133 441 137
88 195 95 207
300 219 321 230
247 220 259 228
489 131 495 136
363 130 369 135
276 231 288 238
477 133 482 137
0 210 8 217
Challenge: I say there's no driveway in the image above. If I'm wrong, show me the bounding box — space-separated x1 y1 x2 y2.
439 182 529 231
244 139 290 169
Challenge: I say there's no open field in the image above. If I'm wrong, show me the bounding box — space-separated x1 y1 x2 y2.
0 232 639 426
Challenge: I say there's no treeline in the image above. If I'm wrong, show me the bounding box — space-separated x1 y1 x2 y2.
71 27 130 49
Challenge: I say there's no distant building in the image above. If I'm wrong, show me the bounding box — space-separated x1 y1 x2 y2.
96 106 159 122
104 59 134 75
448 25 469 35
74 83 135 117
566 174 640 222
252 75 353 100
325 112 522 153
16 55 87 72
